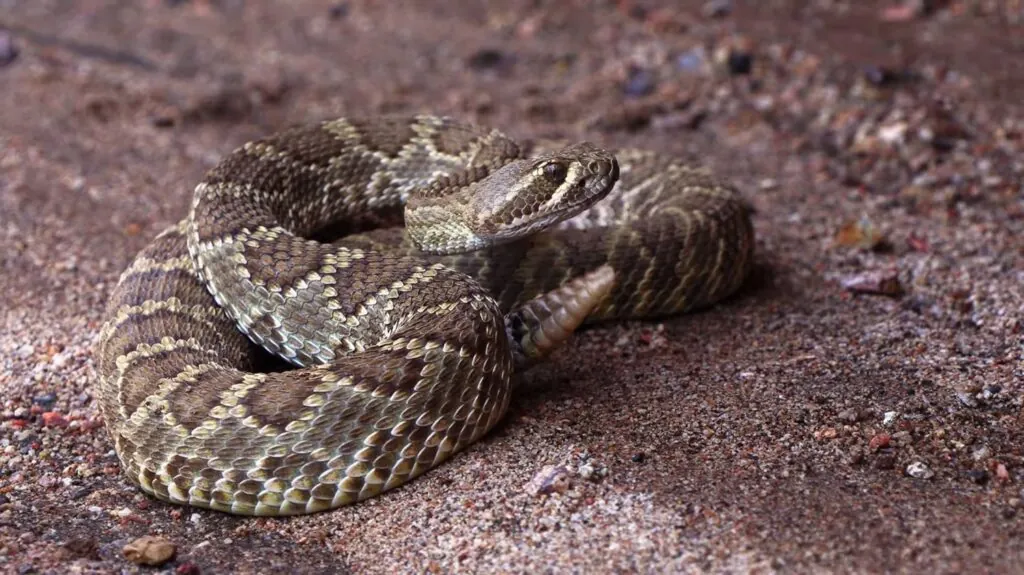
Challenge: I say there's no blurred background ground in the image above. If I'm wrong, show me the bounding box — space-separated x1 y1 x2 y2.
0 1 1022 573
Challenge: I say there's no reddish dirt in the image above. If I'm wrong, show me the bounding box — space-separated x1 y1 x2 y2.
1 1 1022 573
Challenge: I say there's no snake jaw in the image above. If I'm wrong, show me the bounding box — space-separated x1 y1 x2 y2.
404 143 620 255
486 152 620 243
480 145 620 242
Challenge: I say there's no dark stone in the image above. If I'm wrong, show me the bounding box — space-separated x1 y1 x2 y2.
966 469 990 485
676 49 707 73
727 52 752 75
467 48 511 72
864 65 900 86
0 31 19 68
873 452 897 470
328 3 349 19
703 0 733 18
32 392 57 407
623 67 656 97
64 537 101 560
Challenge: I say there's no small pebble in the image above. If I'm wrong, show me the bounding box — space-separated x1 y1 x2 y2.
891 431 911 444
834 216 888 250
702 0 732 18
526 465 570 496
42 412 68 427
623 67 656 97
841 270 904 297
869 433 891 451
123 536 176 566
64 537 100 560
837 407 860 423
879 3 921 22
578 459 609 482
815 427 838 440
328 2 349 19
956 390 979 408
726 51 753 75
996 464 1010 482
878 122 909 145
863 65 901 86
466 48 510 72
33 393 57 408
966 470 989 485
176 562 202 575
874 453 897 470
50 352 70 369
906 461 935 479
0 31 18 68
676 48 708 74
71 487 93 500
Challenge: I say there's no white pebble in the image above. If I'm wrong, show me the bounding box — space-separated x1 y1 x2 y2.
878 122 908 144
50 352 70 369
905 461 934 479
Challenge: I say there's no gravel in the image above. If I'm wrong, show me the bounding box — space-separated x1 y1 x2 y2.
1 1 1022 573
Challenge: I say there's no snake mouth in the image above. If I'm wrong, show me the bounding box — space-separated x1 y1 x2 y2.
485 161 620 244
588 157 619 187
563 155 620 212
502 155 620 240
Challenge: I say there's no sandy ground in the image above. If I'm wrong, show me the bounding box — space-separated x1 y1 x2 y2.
1 1 1022 573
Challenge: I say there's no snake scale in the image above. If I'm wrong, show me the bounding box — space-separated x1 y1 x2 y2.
96 115 755 516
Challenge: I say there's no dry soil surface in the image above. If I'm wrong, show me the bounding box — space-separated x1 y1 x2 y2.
1 1 1022 573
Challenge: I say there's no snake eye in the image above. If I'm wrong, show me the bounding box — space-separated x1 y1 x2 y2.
542 162 568 183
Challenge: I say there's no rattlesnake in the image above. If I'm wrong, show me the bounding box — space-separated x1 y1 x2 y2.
96 115 755 516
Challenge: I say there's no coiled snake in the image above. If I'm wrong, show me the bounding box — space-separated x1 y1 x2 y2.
96 115 755 516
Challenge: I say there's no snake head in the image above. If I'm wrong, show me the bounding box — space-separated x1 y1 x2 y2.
406 142 619 254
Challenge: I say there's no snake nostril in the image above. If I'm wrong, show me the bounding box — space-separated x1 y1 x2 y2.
588 160 610 176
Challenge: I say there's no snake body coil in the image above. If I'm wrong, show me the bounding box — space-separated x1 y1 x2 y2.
96 116 754 516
